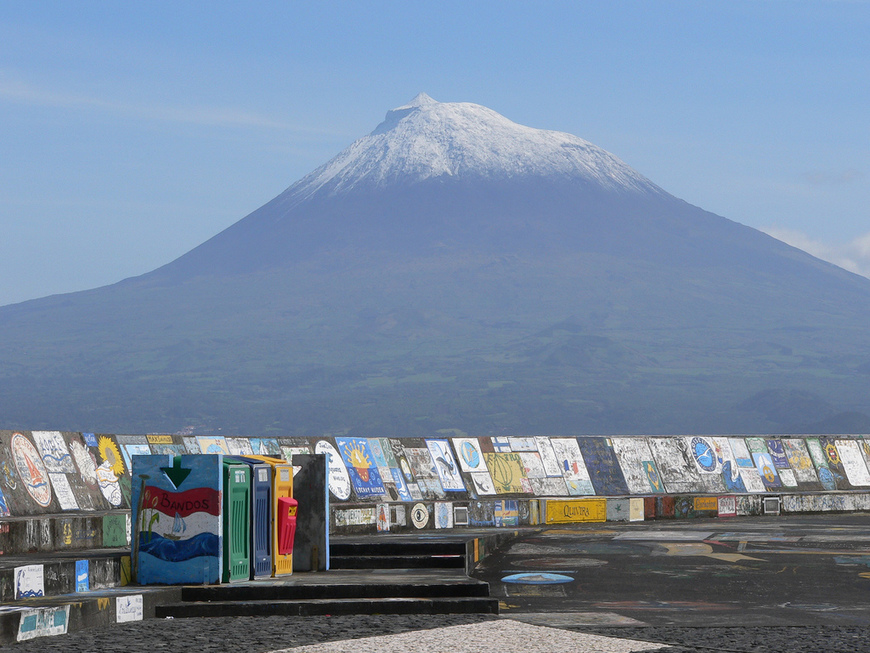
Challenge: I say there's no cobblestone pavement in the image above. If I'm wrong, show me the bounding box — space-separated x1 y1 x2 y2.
2 615 868 653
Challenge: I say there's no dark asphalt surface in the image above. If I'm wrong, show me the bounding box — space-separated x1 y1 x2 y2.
2 614 870 653
4 514 870 651
472 513 870 628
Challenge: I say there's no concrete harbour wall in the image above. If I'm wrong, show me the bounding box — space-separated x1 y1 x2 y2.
2 430 870 544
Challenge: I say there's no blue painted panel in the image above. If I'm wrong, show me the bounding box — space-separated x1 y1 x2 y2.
335 438 387 498
131 454 223 585
75 560 89 592
753 452 782 490
576 437 630 496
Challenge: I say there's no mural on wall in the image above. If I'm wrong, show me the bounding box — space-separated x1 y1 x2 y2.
69 434 100 501
453 438 487 473
196 436 230 455
524 437 569 496
806 437 842 491
11 427 870 530
550 438 594 495
116 594 144 623
32 431 76 474
468 469 497 496
48 473 79 510
14 564 45 598
250 438 281 456
314 440 352 501
766 439 790 468
818 436 852 490
389 439 425 500
11 432 54 509
435 501 453 529
577 437 630 496
753 452 782 490
835 439 870 487
729 438 754 469
534 437 564 477
766 439 798 488
404 444 446 499
149 442 188 457
96 459 123 507
744 438 780 490
647 438 702 494
227 438 255 456
517 452 546 479
710 438 747 494
116 436 153 475
98 436 126 476
737 465 766 494
688 437 720 475
453 437 495 496
514 448 566 496
335 437 387 499
367 439 392 486
388 466 415 502
681 437 724 493
490 437 512 452
182 436 201 454
507 437 537 452
96 435 130 506
426 439 465 492
494 499 519 527
376 503 390 532
484 452 530 494
612 438 665 495
781 438 822 488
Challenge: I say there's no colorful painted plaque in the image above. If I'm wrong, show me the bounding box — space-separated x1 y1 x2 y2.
335 437 386 498
132 454 223 585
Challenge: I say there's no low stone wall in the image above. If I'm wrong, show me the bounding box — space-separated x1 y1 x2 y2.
2 430 870 539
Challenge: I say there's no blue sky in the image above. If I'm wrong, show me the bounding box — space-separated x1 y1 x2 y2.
1 1 868 306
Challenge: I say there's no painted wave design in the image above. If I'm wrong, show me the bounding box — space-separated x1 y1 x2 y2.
17 589 45 598
42 452 72 466
138 531 219 562
148 511 217 540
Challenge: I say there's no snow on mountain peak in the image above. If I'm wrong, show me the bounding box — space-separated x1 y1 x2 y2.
285 94 663 202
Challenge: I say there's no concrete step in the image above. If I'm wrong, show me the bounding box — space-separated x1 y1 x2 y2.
0 586 181 646
329 554 465 569
180 578 491 602
330 541 467 557
329 540 468 570
156 595 500 618
0 511 131 556
0 549 131 604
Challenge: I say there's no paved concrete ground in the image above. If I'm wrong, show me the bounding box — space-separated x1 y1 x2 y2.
470 513 870 628
3 514 870 651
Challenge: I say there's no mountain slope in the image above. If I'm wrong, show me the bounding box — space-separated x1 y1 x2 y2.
2 95 870 436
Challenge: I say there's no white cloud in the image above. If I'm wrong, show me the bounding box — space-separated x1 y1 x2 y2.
0 75 313 132
762 226 870 280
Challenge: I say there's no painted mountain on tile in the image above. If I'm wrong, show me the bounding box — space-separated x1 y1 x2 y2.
3 94 870 436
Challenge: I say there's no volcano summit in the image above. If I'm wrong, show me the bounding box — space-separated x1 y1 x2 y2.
3 94 870 436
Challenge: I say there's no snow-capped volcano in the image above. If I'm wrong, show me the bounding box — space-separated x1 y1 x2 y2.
284 93 664 203
153 93 752 276
5 93 870 437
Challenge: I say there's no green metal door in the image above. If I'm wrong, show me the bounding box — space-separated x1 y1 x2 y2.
222 462 251 582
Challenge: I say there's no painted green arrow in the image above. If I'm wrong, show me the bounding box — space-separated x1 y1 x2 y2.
161 456 192 489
